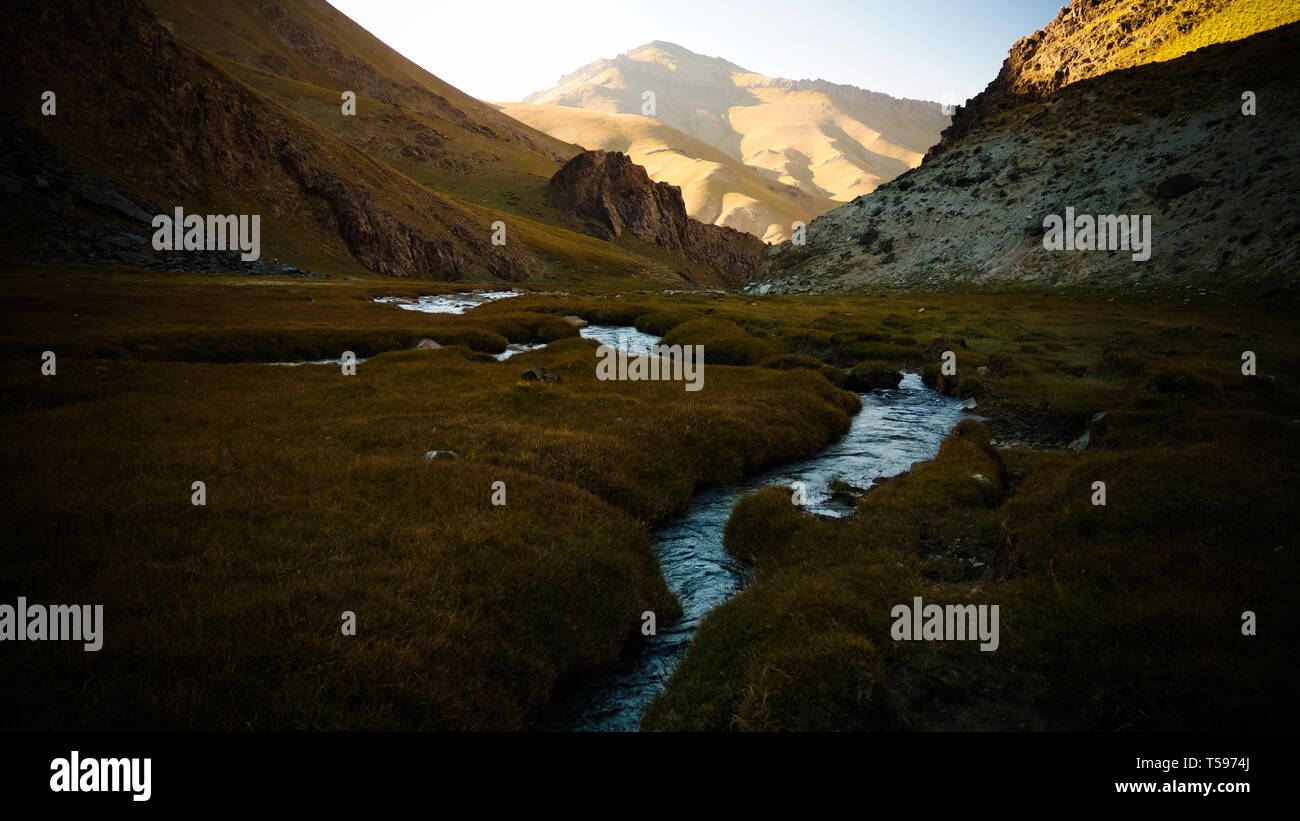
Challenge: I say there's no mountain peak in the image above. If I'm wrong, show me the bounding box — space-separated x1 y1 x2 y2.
622 40 746 72
630 39 694 55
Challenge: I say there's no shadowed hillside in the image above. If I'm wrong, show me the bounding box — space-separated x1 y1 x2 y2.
754 21 1300 294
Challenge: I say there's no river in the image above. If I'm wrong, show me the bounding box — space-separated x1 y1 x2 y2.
540 325 968 731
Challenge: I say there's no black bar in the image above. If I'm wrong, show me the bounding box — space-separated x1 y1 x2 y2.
1 732 1287 808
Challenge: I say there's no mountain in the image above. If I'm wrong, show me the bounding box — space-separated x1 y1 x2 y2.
518 41 949 239
752 3 1300 294
547 150 767 286
929 0 1300 159
142 0 579 195
498 102 834 243
0 0 746 287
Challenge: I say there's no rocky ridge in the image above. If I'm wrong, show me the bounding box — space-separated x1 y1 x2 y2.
930 0 1294 159
929 0 1300 160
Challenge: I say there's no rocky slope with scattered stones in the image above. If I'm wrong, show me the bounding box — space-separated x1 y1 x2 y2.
752 21 1300 295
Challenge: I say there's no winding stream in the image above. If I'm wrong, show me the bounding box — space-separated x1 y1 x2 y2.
354 305 967 730
544 326 968 732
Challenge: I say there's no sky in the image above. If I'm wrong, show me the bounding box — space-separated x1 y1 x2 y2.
329 0 1066 105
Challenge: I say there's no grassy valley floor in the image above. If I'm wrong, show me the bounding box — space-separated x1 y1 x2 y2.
0 266 858 730
1 265 1295 730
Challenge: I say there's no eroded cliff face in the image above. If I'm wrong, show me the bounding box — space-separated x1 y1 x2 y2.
548 150 767 287
929 0 1300 160
276 143 519 280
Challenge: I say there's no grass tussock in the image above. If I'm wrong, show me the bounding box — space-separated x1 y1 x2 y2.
659 318 773 366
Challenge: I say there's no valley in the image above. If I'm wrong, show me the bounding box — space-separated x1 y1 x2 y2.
0 0 1296 739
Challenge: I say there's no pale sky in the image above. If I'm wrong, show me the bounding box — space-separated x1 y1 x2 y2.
329 0 1065 106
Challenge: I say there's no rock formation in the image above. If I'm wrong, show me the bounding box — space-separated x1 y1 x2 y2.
928 0 1299 159
548 150 767 287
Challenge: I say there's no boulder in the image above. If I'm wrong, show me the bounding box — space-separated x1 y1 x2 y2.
1068 411 1109 451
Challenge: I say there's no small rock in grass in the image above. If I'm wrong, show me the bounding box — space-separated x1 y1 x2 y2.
520 367 560 383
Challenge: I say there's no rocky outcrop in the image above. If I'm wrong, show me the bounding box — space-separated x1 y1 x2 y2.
752 22 1300 295
548 150 766 287
0 114 323 275
928 0 1300 159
